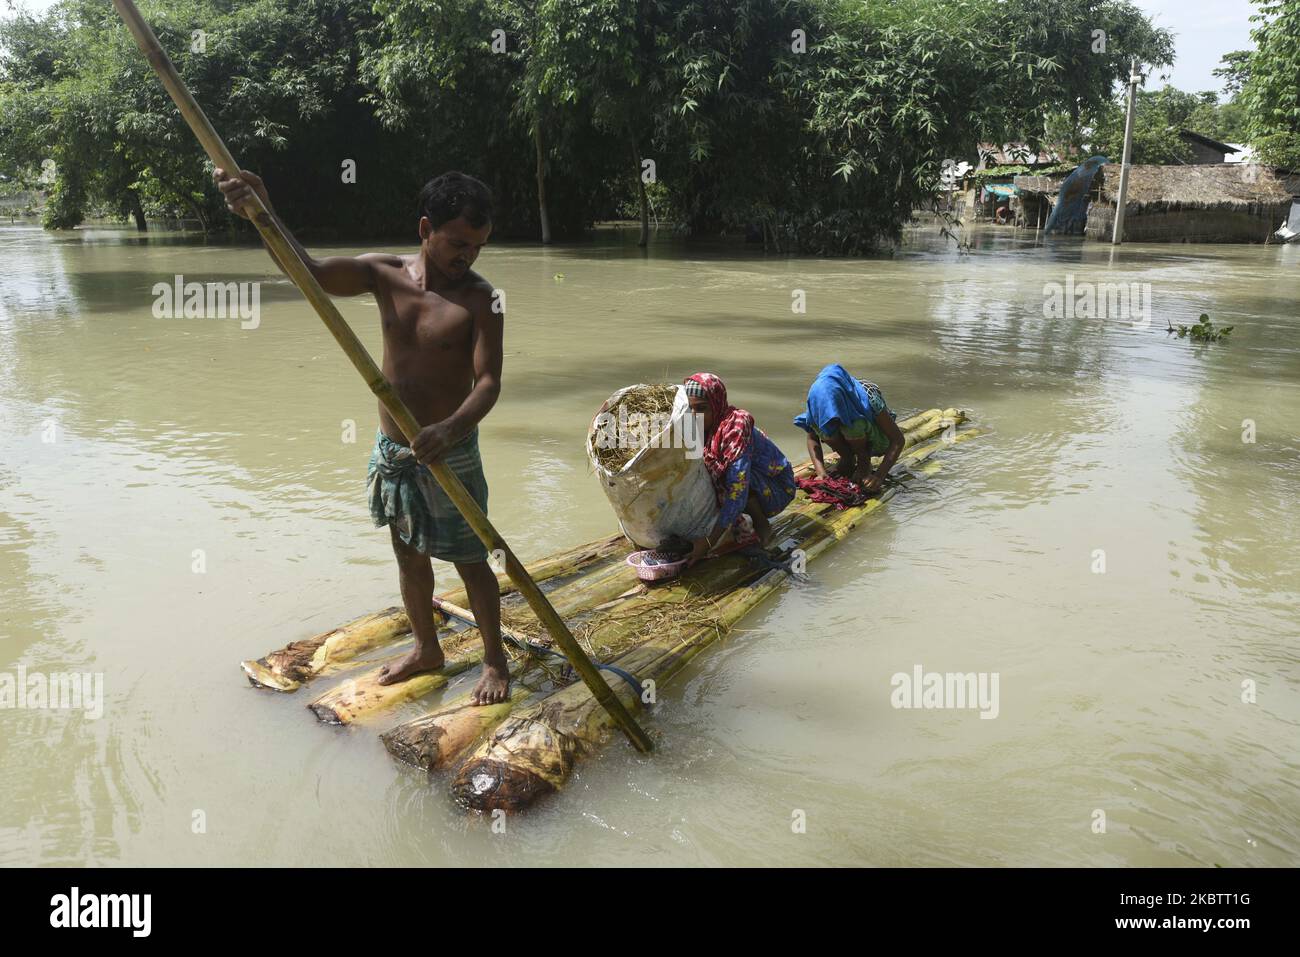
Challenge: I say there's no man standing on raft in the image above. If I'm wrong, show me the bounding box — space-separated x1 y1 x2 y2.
214 168 510 705
795 364 905 494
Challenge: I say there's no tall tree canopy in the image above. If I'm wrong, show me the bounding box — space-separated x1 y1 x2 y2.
1 0 1176 251
1084 87 1247 165
1235 0 1300 167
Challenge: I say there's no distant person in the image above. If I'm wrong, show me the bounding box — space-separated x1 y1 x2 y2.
683 373 795 557
795 364 905 494
214 167 510 706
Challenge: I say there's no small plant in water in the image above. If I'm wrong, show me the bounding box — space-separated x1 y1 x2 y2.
1167 313 1233 343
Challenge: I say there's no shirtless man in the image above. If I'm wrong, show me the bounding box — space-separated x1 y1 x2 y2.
214 168 509 704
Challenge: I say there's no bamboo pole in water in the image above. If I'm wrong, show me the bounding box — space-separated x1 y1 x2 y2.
109 0 654 751
450 420 978 811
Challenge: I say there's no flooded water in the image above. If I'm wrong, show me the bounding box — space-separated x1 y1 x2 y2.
1 220 1297 866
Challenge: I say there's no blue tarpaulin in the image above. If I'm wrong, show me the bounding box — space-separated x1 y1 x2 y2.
1045 156 1108 235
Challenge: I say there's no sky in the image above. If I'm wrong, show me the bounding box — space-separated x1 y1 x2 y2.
1131 0 1258 93
0 0 1265 97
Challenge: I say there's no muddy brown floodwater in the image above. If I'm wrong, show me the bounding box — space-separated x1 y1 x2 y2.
1 221 1297 865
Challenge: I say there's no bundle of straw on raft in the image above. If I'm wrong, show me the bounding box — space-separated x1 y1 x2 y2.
446 413 977 812
380 410 968 780
589 383 677 472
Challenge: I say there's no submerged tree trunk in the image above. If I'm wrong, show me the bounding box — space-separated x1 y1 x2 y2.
534 122 551 245
628 124 649 247
128 190 147 232
187 195 208 233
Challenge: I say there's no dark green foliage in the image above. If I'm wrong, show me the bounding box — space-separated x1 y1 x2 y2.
1236 0 1300 167
1085 88 1246 166
1 0 1174 250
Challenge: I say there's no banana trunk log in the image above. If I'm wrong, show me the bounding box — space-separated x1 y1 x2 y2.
378 544 784 766
450 422 977 811
242 533 627 691
382 685 544 771
308 557 644 724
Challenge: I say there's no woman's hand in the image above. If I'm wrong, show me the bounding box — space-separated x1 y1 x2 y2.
859 473 884 495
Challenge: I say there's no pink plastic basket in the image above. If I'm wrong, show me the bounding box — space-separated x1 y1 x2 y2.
626 550 690 582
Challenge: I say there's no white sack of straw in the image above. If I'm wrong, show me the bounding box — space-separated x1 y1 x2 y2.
586 384 718 550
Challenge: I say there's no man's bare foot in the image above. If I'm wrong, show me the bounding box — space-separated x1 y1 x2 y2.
471 658 510 705
377 644 446 685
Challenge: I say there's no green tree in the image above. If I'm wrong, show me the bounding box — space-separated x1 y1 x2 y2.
1086 87 1191 165
362 0 640 244
998 0 1175 155
531 0 662 245
1238 0 1300 167
1 0 1177 250
1 0 419 234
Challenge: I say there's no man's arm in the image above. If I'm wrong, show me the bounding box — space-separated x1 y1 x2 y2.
213 168 398 296
411 285 504 465
445 285 504 440
807 432 829 478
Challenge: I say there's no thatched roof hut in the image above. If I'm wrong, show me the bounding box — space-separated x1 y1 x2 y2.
1086 163 1292 243
1012 172 1068 196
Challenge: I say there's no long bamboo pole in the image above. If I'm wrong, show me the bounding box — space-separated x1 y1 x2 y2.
110 0 653 752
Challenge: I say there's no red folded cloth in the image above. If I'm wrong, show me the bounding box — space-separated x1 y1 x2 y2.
797 475 868 509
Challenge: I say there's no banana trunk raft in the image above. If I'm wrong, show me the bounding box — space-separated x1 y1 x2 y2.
240 407 979 813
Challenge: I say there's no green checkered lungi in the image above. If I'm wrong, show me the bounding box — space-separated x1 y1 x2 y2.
367 428 489 563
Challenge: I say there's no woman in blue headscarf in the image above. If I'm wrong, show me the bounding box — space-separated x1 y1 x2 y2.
794 364 905 494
